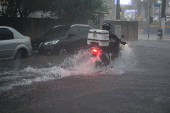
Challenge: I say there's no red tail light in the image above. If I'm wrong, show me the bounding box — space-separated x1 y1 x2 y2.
91 48 100 55
92 49 98 53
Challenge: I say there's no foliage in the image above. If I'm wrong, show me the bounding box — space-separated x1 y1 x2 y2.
0 0 108 20
0 0 54 17
47 0 108 20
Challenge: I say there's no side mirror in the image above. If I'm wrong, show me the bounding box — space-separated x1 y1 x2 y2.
121 35 124 38
68 33 75 38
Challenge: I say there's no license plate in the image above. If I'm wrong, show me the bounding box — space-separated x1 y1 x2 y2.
93 31 97 38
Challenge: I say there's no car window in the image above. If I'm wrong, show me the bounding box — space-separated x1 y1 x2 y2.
54 26 70 37
68 27 81 37
43 26 70 39
0 28 14 40
80 27 91 38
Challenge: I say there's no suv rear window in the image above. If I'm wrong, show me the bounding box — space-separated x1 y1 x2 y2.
0 28 14 40
80 27 91 37
68 27 81 37
43 26 70 39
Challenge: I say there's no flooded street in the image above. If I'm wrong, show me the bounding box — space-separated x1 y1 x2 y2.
0 45 136 92
0 38 170 113
1 0 170 112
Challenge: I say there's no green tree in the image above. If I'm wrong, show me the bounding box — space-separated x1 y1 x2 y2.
1 0 17 17
48 0 108 20
0 0 47 18
1 0 108 20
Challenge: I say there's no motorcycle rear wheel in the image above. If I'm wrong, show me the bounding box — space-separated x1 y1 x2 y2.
95 53 110 67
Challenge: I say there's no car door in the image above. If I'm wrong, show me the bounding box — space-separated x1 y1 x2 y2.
80 27 92 47
66 27 82 50
0 28 17 59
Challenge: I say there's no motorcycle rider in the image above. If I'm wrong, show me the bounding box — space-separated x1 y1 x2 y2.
102 22 126 58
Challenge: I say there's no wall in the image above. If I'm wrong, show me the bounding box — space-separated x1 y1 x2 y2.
0 17 138 40
105 21 138 40
143 27 170 34
0 17 88 39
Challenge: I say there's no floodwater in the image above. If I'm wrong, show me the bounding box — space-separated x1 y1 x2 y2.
1 36 170 113
0 44 137 92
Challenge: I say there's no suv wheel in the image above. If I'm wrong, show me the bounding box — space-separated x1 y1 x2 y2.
59 46 67 55
15 49 28 59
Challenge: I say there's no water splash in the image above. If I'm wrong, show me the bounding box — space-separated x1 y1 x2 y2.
59 49 101 75
112 44 137 71
98 43 137 75
0 44 137 92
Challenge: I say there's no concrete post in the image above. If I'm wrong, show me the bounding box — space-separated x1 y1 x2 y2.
161 0 166 39
161 18 165 39
116 0 120 20
148 0 151 39
99 14 104 29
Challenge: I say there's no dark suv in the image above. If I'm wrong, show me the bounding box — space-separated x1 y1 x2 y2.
31 24 93 54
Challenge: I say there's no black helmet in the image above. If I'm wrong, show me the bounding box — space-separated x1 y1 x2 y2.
102 22 111 31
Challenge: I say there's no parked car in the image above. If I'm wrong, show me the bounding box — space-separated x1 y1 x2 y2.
31 24 93 55
0 26 32 60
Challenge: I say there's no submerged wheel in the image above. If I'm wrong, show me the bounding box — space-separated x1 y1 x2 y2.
95 61 103 68
95 58 110 68
100 53 110 66
15 49 28 59
102 59 110 66
59 46 67 55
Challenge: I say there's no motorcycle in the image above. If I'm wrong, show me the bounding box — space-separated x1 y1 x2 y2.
87 29 126 67
91 47 110 67
90 42 126 67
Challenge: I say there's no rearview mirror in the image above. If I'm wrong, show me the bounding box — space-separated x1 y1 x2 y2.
121 35 124 38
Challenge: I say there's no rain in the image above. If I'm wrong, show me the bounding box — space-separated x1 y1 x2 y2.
0 0 170 113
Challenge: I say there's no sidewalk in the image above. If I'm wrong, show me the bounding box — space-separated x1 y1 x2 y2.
138 29 170 41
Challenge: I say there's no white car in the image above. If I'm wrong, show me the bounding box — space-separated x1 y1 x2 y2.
0 26 32 60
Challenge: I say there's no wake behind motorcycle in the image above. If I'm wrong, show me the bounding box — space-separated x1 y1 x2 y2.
87 29 126 67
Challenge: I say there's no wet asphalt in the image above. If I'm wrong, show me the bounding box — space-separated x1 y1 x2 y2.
0 34 170 113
